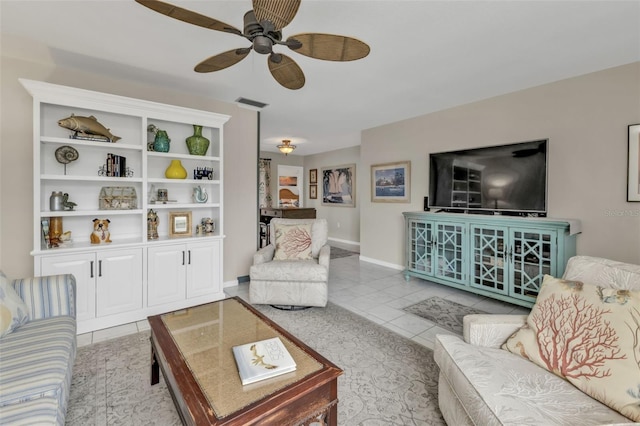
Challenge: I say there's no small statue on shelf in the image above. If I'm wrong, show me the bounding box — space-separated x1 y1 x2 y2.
62 193 77 211
147 209 158 240
193 186 208 203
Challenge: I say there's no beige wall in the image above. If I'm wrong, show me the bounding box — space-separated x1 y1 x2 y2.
304 145 361 245
361 62 640 267
0 44 258 282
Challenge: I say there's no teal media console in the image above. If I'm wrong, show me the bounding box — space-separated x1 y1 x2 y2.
403 212 580 308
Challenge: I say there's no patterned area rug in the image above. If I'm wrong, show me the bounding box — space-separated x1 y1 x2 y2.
403 296 486 335
67 302 444 425
329 246 358 259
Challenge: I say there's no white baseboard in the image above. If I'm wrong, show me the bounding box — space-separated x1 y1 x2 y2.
327 237 360 247
224 279 238 288
358 255 404 271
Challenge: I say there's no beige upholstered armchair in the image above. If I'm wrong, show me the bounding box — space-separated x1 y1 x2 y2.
249 218 330 308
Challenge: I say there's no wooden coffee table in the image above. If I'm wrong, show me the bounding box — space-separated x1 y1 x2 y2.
148 297 343 425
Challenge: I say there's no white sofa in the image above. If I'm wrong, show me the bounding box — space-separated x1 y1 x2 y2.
434 256 639 425
250 218 330 308
0 272 77 425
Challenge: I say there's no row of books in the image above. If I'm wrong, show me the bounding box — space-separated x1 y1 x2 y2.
106 153 127 177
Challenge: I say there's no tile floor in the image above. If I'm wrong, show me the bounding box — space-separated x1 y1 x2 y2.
77 246 530 350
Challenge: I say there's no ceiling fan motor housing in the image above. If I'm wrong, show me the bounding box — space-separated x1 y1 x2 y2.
253 36 273 54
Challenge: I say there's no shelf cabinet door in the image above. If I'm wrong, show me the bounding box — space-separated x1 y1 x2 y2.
407 219 434 275
96 248 143 317
469 225 508 295
508 228 557 302
40 252 96 322
147 244 187 307
433 222 466 283
186 240 221 299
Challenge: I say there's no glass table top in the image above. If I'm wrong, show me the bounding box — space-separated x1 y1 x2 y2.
160 298 323 419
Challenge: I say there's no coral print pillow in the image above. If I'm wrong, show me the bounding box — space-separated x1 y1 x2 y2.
503 275 640 421
273 223 313 260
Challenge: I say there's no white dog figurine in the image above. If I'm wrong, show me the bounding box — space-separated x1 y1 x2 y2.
90 218 112 244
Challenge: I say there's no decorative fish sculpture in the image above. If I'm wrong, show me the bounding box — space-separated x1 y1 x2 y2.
58 114 121 142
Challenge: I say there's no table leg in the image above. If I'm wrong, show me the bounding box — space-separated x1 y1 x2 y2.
151 342 160 385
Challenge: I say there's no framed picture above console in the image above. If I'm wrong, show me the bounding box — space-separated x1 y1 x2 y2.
627 124 640 201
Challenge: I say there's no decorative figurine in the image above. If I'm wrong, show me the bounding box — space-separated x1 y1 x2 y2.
202 217 215 235
54 145 79 175
58 114 120 142
147 210 158 240
90 218 112 244
193 186 208 203
62 193 77 211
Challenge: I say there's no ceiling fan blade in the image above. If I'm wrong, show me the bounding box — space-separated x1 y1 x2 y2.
287 33 370 61
267 53 305 90
135 0 242 36
194 48 251 73
252 0 301 31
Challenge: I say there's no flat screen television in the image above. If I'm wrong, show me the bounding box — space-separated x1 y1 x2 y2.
429 139 548 216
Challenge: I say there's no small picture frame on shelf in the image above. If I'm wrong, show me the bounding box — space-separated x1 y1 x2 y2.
169 211 192 238
309 168 318 184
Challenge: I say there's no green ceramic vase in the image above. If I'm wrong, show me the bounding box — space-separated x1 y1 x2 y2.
153 130 170 152
185 125 210 156
165 159 187 179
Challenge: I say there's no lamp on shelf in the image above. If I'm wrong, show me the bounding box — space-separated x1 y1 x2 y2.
277 139 296 155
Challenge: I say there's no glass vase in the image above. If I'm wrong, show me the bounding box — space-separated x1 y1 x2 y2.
165 159 187 179
153 130 171 153
185 125 210 156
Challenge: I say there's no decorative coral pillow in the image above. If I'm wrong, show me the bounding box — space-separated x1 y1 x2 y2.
273 223 313 260
0 273 29 338
503 275 640 421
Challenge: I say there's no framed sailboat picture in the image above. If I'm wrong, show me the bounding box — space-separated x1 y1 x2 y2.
321 164 356 207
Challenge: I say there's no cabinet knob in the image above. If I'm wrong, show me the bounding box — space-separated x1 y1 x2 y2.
90 260 94 278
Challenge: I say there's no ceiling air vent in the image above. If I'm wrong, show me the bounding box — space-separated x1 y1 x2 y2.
235 97 268 111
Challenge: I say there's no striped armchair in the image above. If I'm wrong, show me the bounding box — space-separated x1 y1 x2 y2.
0 272 77 426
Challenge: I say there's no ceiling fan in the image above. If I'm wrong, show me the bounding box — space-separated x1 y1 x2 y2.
135 0 371 90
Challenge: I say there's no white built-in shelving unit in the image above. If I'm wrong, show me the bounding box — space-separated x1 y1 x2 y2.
22 79 230 334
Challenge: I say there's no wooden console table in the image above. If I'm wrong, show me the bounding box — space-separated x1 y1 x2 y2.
260 208 316 247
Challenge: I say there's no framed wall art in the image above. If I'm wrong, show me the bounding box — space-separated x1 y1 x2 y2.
321 164 356 207
169 211 192 238
310 184 317 199
627 124 640 201
309 168 317 184
278 165 303 207
371 161 411 203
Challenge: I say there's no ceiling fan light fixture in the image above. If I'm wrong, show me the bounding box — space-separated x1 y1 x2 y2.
277 139 296 155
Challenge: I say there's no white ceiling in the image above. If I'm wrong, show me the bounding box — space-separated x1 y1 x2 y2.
2 1 639 156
